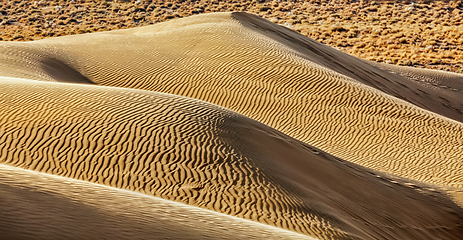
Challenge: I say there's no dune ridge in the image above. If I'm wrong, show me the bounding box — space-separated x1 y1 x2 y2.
0 164 315 240
0 78 462 239
370 61 463 113
1 12 463 239
1 1 461 74
234 12 463 123
0 13 461 193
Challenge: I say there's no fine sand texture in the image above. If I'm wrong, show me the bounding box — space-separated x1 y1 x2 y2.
0 78 462 239
0 12 461 194
1 12 463 239
370 60 463 112
0 164 314 240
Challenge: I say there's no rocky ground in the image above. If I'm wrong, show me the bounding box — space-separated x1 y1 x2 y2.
0 0 462 73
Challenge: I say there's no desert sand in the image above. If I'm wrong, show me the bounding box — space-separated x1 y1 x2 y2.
0 11 462 240
0 76 462 239
0 164 315 240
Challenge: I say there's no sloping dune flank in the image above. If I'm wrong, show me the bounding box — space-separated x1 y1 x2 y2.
0 164 313 240
0 13 461 193
234 13 463 123
370 61 463 118
0 79 462 239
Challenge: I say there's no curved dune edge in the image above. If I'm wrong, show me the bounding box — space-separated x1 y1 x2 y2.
232 12 463 123
0 77 462 239
0 12 461 193
0 163 314 240
368 61 463 114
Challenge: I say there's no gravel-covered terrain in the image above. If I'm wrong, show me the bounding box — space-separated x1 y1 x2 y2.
1 0 462 73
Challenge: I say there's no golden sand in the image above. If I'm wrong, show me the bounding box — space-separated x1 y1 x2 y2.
0 12 462 240
0 78 462 239
1 13 461 189
0 164 315 240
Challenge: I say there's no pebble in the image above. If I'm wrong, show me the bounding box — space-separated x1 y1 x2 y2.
282 22 294 28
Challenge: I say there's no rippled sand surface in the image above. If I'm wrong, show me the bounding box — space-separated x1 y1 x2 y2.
0 164 315 240
0 12 462 240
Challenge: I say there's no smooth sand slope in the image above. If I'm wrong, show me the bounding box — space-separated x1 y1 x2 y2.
370 61 463 115
0 12 461 193
0 78 462 239
0 164 314 240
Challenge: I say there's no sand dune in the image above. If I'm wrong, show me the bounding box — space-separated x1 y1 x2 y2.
0 13 461 193
370 61 463 116
0 164 314 240
0 78 462 239
1 12 463 239
235 13 463 123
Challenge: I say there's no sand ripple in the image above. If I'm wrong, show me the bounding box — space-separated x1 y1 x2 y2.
0 12 462 240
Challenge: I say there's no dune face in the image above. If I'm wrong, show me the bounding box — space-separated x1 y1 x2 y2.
0 12 461 193
370 61 463 118
0 78 462 239
0 164 314 240
1 12 463 239
234 13 463 123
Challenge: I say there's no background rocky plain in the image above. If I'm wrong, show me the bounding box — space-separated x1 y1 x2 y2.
0 0 462 73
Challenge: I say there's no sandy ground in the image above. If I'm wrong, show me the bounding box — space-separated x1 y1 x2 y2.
0 11 462 240
0 77 462 239
1 12 461 187
0 164 315 240
0 0 462 73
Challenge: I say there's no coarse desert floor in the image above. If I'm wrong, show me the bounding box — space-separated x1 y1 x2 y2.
0 10 462 240
1 0 462 73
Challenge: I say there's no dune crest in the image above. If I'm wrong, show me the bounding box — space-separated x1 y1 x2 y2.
0 12 461 192
0 78 462 239
1 12 463 239
0 164 314 240
233 12 463 122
